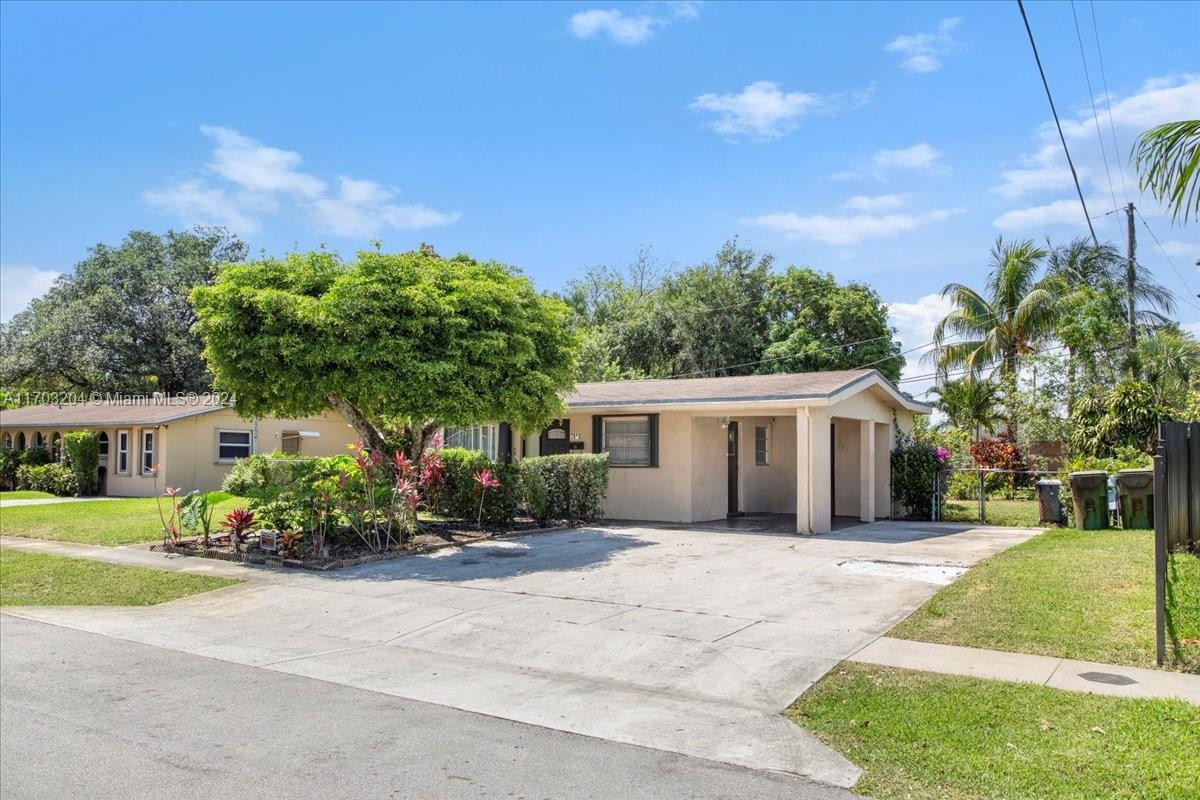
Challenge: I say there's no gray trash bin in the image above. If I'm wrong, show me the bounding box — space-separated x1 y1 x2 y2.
1036 479 1064 525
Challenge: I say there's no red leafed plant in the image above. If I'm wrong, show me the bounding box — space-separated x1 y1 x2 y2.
473 468 501 529
222 507 255 554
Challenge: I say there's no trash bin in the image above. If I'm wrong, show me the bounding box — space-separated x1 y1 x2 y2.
1036 479 1064 525
1114 468 1154 529
1068 471 1109 530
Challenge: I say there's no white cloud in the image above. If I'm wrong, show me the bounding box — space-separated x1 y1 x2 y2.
200 125 325 199
885 18 961 74
145 127 459 239
0 264 61 322
690 81 826 140
992 197 1104 230
840 193 912 212
872 143 943 171
1160 240 1199 259
886 292 956 387
311 177 460 238
742 203 963 246
568 3 700 46
569 9 659 45
993 74 1200 200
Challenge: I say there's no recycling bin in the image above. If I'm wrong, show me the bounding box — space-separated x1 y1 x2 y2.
1114 468 1154 529
1036 479 1064 525
1068 470 1109 530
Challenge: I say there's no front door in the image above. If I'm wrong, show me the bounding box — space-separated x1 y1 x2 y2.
727 421 739 516
539 419 571 456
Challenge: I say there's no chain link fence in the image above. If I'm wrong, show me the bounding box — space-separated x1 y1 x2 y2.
932 467 1082 527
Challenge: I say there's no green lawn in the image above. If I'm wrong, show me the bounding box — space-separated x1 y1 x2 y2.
892 528 1199 672
0 490 56 500
0 547 237 606
0 495 249 546
941 498 1041 527
791 664 1200 800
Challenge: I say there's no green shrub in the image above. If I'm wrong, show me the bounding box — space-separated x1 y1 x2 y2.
0 450 19 490
891 431 948 520
64 431 99 495
221 452 354 501
428 448 517 526
517 454 609 524
16 463 75 496
20 446 52 467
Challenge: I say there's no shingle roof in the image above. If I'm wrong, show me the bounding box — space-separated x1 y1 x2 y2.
566 369 892 408
0 397 226 428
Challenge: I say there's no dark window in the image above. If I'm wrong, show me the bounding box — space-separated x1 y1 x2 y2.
602 416 652 466
97 431 109 459
217 430 253 462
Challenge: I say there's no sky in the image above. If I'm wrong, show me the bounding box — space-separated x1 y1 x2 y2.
2 0 1198 397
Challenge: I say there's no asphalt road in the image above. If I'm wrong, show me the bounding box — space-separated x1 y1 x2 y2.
0 615 860 800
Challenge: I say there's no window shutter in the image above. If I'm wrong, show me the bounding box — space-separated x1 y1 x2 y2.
498 423 513 463
592 416 602 454
649 413 659 467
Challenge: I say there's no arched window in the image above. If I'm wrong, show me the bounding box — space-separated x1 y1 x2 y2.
50 432 62 461
1 433 10 451
33 432 45 449
16 432 26 450
98 432 109 462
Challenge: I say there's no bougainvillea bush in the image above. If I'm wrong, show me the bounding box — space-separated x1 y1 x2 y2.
891 432 950 519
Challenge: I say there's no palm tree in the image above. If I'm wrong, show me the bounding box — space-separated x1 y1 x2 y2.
928 238 1057 379
1137 328 1200 409
930 379 1002 441
1133 120 1200 224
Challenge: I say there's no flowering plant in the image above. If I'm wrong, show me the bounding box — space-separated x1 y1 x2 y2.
473 468 502 529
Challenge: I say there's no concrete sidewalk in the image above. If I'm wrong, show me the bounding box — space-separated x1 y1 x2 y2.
0 535 262 580
0 496 117 508
850 637 1200 704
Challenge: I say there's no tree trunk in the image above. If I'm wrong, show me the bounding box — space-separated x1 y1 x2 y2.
325 395 390 456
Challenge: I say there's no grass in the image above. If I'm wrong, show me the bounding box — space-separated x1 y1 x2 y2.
941 498 1041 527
0 495 249 546
0 490 56 500
0 547 237 606
892 527 1199 672
791 663 1200 800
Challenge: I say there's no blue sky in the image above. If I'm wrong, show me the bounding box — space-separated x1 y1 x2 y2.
2 0 1198 389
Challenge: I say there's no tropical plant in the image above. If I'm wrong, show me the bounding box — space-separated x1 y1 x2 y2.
1137 328 1200 411
63 431 99 496
928 238 1056 379
221 507 255 554
473 468 502 529
929 379 1002 440
1069 380 1165 457
179 490 229 548
1133 120 1200 224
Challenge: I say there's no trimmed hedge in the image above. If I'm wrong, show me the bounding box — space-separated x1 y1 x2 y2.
517 454 609 524
427 447 518 527
16 463 75 496
64 431 99 496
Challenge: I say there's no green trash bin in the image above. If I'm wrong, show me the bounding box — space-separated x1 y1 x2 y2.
1068 470 1109 530
1114 468 1154 529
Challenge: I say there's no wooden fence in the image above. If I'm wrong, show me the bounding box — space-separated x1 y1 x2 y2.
1153 421 1199 665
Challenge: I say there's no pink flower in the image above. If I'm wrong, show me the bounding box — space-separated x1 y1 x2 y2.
935 447 951 463
393 451 414 478
473 468 501 491
164 486 182 498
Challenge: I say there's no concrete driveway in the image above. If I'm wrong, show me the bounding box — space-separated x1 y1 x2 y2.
4 519 1036 788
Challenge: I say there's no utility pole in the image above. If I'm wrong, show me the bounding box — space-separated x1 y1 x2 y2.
1126 202 1137 359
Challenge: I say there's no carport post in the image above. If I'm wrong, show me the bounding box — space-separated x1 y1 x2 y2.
795 408 811 533
859 420 876 523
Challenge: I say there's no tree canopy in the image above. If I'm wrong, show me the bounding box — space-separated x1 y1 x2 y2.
0 227 245 393
190 248 579 456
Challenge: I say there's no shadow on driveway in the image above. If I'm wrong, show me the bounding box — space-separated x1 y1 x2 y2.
314 528 655 584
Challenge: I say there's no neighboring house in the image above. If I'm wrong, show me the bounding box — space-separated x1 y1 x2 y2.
0 397 356 497
510 369 929 533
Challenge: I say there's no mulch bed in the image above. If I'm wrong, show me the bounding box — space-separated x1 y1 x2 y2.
150 517 577 571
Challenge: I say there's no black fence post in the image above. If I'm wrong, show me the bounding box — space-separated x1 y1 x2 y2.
1153 423 1168 667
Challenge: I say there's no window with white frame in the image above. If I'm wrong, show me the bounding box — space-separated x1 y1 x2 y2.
601 416 653 466
754 425 769 466
443 425 497 460
97 432 109 460
140 430 156 475
116 430 130 474
217 429 253 462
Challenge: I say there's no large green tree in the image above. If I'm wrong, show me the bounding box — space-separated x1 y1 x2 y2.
0 227 245 393
759 266 903 381
191 248 578 458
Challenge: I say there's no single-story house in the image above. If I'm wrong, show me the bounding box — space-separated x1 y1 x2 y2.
0 397 356 497
445 368 929 534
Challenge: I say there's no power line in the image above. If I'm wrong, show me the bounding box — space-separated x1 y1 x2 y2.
1134 207 1200 312
1070 0 1125 249
1016 0 1100 248
1088 0 1131 204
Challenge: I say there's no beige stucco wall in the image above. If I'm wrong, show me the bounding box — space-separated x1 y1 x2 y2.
735 414 797 515
690 416 727 522
2 410 356 497
832 417 861 518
